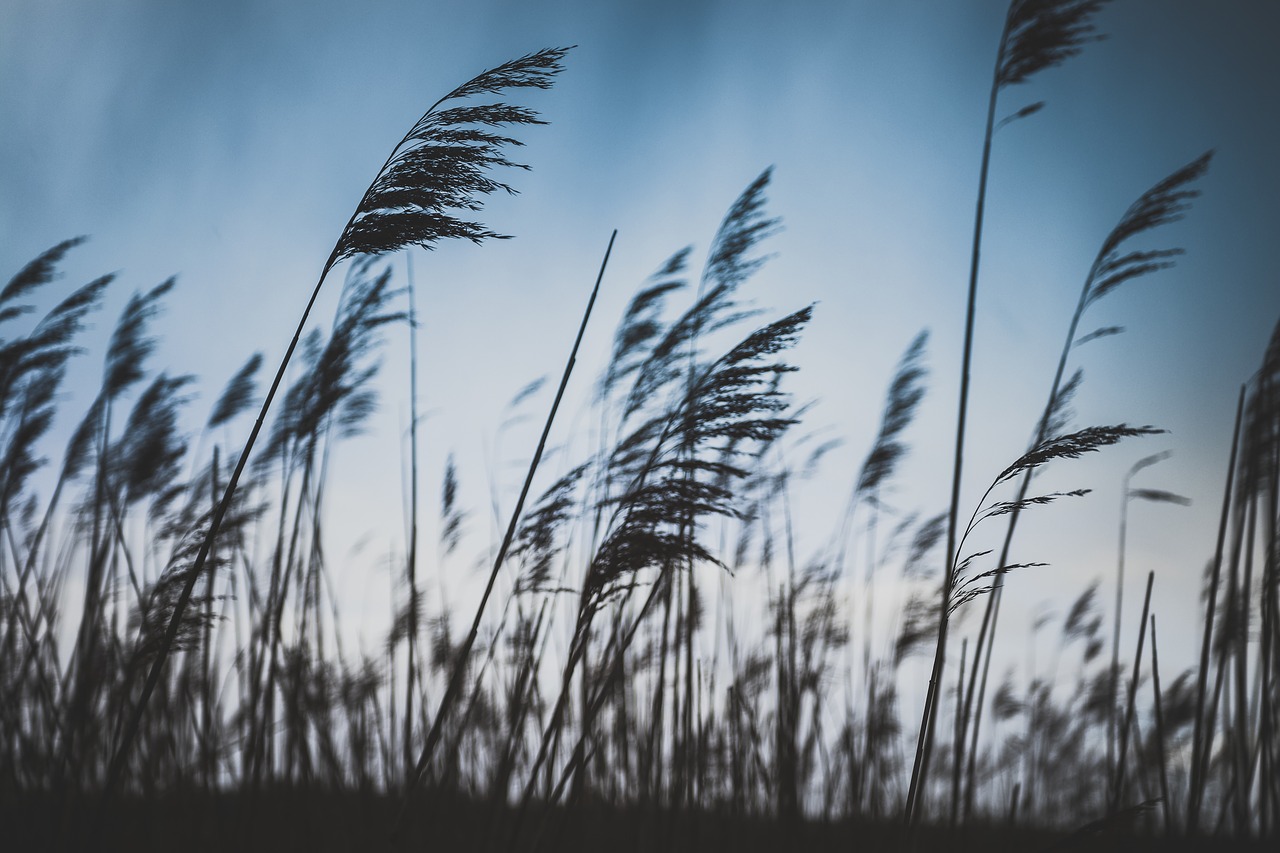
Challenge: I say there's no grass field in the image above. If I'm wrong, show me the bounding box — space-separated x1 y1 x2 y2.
2 3 1277 850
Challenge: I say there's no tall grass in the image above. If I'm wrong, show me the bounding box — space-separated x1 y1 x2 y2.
2 18 1277 853
106 45 573 796
908 1 1112 828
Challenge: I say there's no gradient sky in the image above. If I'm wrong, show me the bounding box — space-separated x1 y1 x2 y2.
3 0 1279 691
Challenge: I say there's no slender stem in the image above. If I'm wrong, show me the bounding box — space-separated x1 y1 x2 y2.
1232 464 1258 833
962 584 998 821
396 230 616 821
403 250 422 778
202 447 220 791
949 638 967 826
1109 469 1132 801
1109 570 1153 813
1188 385 1246 833
905 17 1007 829
1150 613 1171 834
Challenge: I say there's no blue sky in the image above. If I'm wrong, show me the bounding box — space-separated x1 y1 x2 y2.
3 0 1279 685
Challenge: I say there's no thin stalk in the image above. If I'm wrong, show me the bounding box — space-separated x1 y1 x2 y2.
1258 373 1278 834
1109 467 1132 797
1189 386 1246 833
905 10 1008 831
1150 613 1171 834
1232 469 1258 834
1110 570 1153 813
398 230 615 814
646 568 674 806
1207 461 1249 833
962 580 999 821
403 250 422 779
949 638 966 827
202 447 220 791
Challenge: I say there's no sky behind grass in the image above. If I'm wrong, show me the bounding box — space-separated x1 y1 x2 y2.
2 0 1278 689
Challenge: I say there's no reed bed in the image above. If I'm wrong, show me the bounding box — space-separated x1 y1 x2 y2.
2 4 1277 851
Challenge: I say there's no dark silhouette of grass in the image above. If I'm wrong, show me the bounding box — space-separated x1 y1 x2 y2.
910 0 1115 830
2 11 1278 853
105 44 573 801
2 202 1276 852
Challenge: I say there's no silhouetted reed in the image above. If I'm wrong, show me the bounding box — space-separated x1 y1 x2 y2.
3 17 1278 853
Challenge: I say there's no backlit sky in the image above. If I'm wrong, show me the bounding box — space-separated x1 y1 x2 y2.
3 0 1279 687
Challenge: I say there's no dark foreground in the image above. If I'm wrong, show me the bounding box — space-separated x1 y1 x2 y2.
4 790 1272 852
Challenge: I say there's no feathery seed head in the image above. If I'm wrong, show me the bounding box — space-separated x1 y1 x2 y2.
333 47 572 264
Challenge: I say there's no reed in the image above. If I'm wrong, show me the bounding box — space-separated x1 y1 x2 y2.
104 45 572 796
3 16 1278 853
909 0 1113 828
